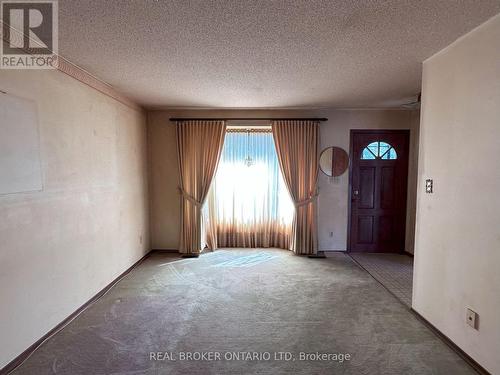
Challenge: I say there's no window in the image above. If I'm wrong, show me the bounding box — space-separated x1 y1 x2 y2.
204 130 294 248
361 141 397 160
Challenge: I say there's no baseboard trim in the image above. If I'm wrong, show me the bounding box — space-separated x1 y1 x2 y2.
307 251 327 258
150 249 179 253
1 250 153 375
410 309 490 375
182 253 200 258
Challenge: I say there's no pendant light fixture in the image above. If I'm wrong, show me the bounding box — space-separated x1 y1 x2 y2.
244 129 254 167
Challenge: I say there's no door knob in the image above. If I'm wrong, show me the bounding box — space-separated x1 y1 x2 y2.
352 189 359 201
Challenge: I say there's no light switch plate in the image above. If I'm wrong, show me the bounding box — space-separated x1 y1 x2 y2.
466 308 479 329
425 179 433 193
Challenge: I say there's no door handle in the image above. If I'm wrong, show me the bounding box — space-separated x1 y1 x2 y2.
352 189 359 201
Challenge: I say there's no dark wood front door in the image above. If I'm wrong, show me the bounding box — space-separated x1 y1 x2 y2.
348 130 409 253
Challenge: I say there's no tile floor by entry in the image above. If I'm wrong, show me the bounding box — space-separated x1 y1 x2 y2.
348 252 414 307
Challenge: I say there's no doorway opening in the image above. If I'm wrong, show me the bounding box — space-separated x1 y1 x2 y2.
348 129 413 306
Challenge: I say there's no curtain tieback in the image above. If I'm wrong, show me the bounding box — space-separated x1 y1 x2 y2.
179 187 202 207
295 194 318 208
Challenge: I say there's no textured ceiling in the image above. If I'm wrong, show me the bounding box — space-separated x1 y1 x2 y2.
58 0 500 108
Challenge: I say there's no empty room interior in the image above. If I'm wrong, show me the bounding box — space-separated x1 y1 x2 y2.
1 1 500 374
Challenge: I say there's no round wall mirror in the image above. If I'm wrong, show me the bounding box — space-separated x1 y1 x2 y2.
319 147 349 177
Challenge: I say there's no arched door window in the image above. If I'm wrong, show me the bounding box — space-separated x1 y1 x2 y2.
361 141 397 160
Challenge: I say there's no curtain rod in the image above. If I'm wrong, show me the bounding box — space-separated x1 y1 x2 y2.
169 117 328 122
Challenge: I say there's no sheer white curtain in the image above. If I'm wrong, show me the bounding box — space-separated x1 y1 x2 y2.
204 130 294 249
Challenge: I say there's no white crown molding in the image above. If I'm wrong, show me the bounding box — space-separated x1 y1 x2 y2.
56 57 142 111
1 21 142 111
148 106 416 112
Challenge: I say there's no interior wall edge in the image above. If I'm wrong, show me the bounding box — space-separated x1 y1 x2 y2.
0 250 154 375
0 68 150 368
410 308 491 375
412 13 500 374
0 24 142 112
423 12 500 65
57 57 143 112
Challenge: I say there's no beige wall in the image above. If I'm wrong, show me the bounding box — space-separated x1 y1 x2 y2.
0 70 149 368
148 108 419 252
413 14 500 374
147 111 180 249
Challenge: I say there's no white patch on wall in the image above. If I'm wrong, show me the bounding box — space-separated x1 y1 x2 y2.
0 93 43 195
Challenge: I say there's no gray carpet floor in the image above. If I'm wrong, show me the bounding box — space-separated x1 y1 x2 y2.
349 253 413 307
11 249 475 375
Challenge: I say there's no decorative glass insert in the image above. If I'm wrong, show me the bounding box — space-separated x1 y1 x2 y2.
361 141 397 160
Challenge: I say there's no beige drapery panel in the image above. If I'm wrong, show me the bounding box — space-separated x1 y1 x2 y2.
271 120 319 255
177 120 226 254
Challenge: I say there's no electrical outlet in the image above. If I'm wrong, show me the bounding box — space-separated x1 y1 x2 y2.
466 308 479 330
